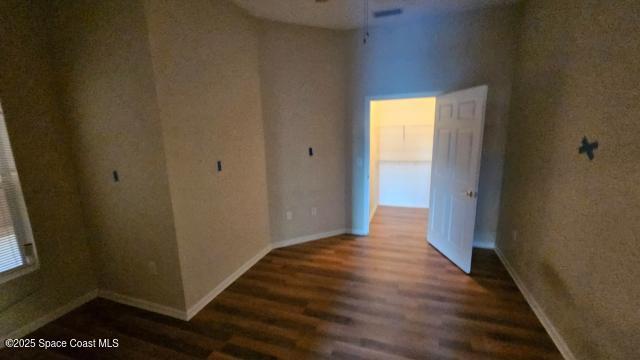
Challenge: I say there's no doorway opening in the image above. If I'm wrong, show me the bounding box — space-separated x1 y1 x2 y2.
368 96 436 225
362 86 488 273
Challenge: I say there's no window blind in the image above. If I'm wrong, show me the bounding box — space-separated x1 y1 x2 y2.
0 234 22 272
0 102 35 277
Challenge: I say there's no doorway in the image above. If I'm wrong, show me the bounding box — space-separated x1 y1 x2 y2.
368 96 436 224
362 86 488 273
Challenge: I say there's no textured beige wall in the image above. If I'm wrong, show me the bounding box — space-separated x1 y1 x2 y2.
49 0 185 310
347 6 520 243
144 0 271 309
258 20 349 242
0 0 96 336
497 1 640 359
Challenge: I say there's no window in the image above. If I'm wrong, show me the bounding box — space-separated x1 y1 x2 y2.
0 101 38 283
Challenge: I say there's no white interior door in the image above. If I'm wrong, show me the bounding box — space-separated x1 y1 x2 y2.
428 85 487 273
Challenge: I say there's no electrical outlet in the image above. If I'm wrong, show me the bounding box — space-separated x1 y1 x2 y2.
286 211 293 221
147 261 158 275
311 207 317 216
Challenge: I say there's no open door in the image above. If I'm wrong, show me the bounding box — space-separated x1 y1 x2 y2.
428 86 487 273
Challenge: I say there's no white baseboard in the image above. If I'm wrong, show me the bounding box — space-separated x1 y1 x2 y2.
188 230 350 319
4 232 352 337
185 245 271 320
272 229 348 249
98 289 187 320
495 247 576 360
2 231 576 360
1 289 98 346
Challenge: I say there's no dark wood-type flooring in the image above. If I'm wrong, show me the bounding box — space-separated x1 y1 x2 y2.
1 206 561 359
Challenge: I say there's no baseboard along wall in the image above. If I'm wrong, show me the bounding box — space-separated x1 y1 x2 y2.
495 247 576 360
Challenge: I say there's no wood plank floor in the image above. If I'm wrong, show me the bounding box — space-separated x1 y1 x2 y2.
1 206 561 359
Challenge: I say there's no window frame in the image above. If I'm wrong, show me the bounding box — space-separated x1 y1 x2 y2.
0 104 39 285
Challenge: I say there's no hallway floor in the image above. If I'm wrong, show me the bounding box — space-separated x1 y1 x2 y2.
2 206 561 359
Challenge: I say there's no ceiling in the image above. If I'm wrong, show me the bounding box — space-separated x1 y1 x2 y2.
232 0 519 30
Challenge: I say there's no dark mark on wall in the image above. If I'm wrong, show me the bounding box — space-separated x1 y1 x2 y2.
578 136 598 160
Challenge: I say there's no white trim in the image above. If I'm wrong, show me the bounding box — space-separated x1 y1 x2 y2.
2 232 355 337
1 231 577 360
1 289 98 346
272 229 348 249
187 230 352 319
0 262 39 286
369 204 377 224
185 245 272 320
359 91 441 237
495 247 576 360
98 289 187 320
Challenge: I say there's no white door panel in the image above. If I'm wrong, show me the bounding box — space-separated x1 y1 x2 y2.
454 129 474 182
428 85 487 273
434 129 451 175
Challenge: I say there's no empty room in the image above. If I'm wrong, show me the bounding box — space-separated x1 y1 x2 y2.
0 0 637 359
